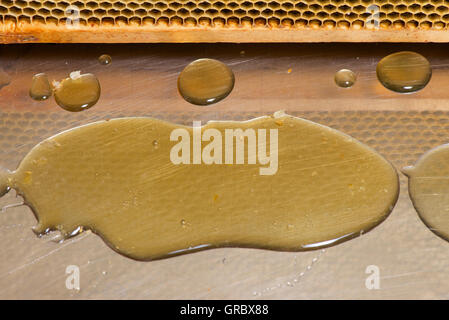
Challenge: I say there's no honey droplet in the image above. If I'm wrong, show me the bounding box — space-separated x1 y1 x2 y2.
334 69 356 88
29 73 52 101
376 51 432 93
98 54 112 65
0 69 11 90
178 58 235 106
53 71 101 112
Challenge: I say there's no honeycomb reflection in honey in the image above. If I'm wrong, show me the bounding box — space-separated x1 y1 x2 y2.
1 1 449 42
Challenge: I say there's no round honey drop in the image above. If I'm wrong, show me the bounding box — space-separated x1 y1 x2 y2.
54 71 101 112
98 54 112 65
177 58 235 106
376 51 432 93
0 69 11 90
334 69 356 88
29 73 52 101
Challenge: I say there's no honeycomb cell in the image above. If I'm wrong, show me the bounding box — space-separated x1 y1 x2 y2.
0 0 447 38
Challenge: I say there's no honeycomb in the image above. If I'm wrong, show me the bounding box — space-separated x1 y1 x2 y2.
0 1 448 42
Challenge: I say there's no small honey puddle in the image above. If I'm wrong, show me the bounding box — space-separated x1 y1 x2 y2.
0 113 398 260
403 144 449 242
376 51 432 93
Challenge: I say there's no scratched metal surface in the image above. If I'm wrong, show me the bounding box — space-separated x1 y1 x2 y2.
0 43 449 299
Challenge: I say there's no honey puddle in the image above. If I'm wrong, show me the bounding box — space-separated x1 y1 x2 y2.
403 144 449 243
0 113 399 260
178 58 234 106
29 73 52 101
376 51 432 93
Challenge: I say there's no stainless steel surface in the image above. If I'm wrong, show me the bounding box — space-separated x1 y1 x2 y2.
0 43 448 299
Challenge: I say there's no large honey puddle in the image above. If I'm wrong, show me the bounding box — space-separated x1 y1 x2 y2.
0 113 399 260
404 144 449 243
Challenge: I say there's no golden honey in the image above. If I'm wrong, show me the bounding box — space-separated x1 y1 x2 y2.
29 73 52 101
0 113 398 260
376 51 432 93
178 59 235 106
53 71 101 112
404 145 449 243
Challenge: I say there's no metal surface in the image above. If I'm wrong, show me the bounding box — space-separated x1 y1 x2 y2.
0 43 448 299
